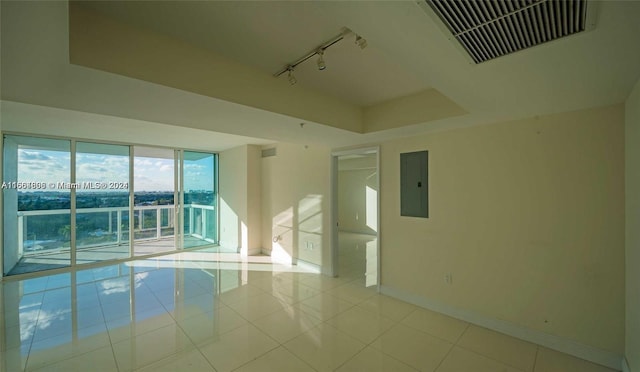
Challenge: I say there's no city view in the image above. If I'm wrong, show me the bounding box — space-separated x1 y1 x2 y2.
17 190 215 253
3 136 218 276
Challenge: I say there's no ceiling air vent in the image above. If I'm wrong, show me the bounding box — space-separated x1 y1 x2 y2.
423 0 595 63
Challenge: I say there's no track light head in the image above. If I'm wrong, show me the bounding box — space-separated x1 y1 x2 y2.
274 29 362 80
316 49 326 70
287 66 297 85
355 35 367 49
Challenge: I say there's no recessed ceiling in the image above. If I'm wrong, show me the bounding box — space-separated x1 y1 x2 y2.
74 1 431 106
282 32 430 107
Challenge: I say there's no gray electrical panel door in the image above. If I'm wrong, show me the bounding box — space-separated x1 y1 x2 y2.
400 151 428 218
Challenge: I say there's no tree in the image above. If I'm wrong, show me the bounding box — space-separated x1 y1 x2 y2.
58 225 71 241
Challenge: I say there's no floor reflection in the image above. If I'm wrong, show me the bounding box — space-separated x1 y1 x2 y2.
0 250 322 371
1 234 613 372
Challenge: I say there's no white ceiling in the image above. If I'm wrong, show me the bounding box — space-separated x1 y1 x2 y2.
2 1 640 150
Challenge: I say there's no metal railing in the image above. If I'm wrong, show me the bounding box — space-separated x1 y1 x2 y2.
17 204 215 256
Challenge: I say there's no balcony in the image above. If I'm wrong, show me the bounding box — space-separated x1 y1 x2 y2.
10 204 216 275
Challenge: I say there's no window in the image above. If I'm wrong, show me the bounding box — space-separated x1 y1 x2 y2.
2 134 218 276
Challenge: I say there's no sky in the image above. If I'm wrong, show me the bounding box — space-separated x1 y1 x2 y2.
16 149 214 192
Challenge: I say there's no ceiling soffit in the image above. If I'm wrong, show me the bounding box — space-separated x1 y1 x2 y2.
68 2 467 134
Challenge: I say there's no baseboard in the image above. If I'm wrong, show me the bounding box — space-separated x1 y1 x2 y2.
259 249 322 274
338 229 377 236
296 259 322 274
380 285 623 370
622 356 631 372
244 248 262 256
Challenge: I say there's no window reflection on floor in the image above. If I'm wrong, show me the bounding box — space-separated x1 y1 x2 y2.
1 236 612 372
338 232 378 287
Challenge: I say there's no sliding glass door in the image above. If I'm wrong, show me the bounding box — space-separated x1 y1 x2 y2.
75 142 130 264
183 151 217 249
3 136 72 275
133 147 176 256
3 134 219 277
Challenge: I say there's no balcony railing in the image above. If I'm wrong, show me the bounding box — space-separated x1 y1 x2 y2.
17 204 215 256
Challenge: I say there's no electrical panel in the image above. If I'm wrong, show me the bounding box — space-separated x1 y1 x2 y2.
400 151 428 218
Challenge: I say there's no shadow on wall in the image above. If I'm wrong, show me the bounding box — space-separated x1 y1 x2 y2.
338 165 378 235
271 194 323 266
219 197 247 253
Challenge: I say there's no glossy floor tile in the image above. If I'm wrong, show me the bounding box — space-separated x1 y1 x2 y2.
137 349 214 372
0 233 622 371
400 307 469 344
234 346 315 372
356 294 416 322
252 307 323 343
198 324 279 372
326 306 395 344
371 323 454 371
534 347 618 372
336 346 417 372
283 323 366 371
456 325 538 371
111 323 194 371
436 346 522 372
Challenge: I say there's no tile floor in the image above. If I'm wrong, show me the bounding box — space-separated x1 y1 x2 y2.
0 233 619 371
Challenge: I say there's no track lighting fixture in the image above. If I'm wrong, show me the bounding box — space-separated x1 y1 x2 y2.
274 28 367 84
287 66 297 85
316 49 326 70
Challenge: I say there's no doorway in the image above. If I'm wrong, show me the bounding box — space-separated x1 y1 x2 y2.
331 147 380 289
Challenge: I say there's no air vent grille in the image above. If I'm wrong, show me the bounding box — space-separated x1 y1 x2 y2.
261 148 277 158
426 0 589 63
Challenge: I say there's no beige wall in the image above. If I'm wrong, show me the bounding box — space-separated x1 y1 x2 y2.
380 104 625 354
338 156 378 235
261 143 331 269
246 145 262 252
363 89 467 133
626 78 640 371
219 145 261 254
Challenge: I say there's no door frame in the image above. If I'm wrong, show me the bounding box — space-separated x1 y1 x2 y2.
330 146 381 291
